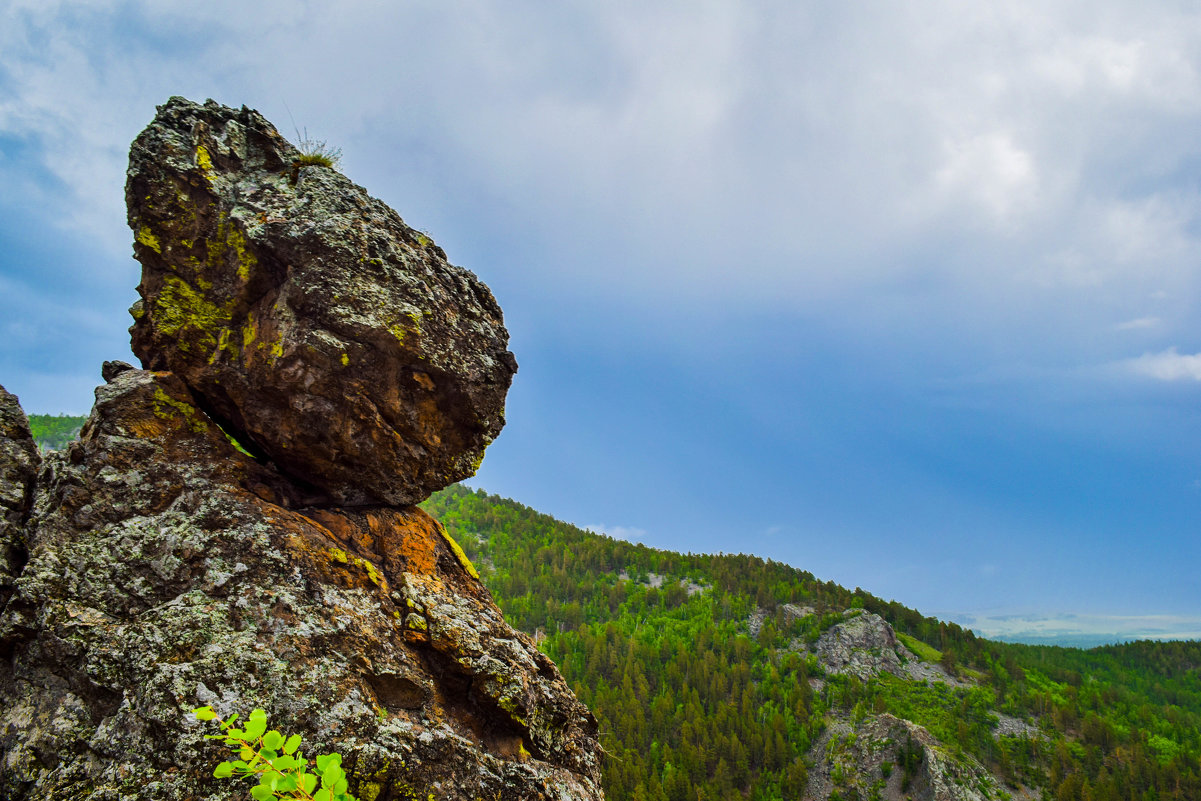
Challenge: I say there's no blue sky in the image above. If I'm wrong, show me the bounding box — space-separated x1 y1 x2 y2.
2 1 1200 641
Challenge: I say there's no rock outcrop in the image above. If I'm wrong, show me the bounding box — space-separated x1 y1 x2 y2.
0 386 39 610
127 97 516 506
812 609 967 686
806 713 1014 801
815 609 911 680
0 98 600 801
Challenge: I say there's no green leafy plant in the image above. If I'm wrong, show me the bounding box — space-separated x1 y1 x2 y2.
193 706 358 801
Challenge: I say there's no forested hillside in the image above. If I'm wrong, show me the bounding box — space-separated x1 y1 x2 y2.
423 484 1201 801
26 414 86 451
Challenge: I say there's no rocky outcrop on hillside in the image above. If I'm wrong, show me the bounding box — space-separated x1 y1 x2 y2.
127 97 516 507
806 713 1012 801
812 609 965 686
0 98 600 801
815 609 911 680
746 603 814 639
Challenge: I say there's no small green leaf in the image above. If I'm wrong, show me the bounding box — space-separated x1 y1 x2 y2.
244 709 268 740
321 764 345 789
315 754 335 773
249 785 274 801
283 733 302 755
315 789 334 801
301 773 319 794
193 706 217 721
213 761 234 778
262 730 284 750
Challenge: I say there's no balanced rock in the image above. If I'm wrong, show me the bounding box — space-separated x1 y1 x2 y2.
126 97 516 505
0 372 602 799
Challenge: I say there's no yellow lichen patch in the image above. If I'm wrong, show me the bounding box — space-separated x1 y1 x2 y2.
205 212 258 281
341 352 350 366
196 145 213 171
210 329 231 365
136 226 162 254
437 524 480 580
241 313 257 350
327 546 385 588
151 386 208 434
354 554 384 587
152 275 231 354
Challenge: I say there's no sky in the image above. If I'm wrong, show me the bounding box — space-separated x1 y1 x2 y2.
2 0 1199 643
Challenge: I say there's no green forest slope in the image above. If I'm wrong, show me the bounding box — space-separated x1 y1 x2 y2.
423 484 1201 801
26 414 86 451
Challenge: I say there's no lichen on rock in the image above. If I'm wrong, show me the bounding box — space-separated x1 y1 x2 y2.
126 96 517 507
0 384 40 611
0 97 599 801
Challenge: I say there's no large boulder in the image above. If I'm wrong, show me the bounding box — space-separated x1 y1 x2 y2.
0 370 602 800
126 97 516 506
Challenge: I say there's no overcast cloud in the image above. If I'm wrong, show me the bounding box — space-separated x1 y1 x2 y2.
2 1 1199 626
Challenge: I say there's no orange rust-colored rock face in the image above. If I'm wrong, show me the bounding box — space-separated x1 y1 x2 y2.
0 370 603 801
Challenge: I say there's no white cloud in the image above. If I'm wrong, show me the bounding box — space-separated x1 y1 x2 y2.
4 0 1201 373
1115 317 1161 331
583 524 649 544
970 611 1201 642
1124 347 1201 381
932 132 1038 226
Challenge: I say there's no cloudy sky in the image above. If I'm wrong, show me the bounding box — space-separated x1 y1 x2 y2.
2 1 1199 641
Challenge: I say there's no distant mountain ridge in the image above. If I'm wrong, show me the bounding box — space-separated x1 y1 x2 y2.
423 483 1201 801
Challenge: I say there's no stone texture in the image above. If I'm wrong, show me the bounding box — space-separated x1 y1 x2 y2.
812 609 967 687
814 609 910 680
126 97 516 506
806 713 1014 801
0 385 39 611
0 371 602 800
